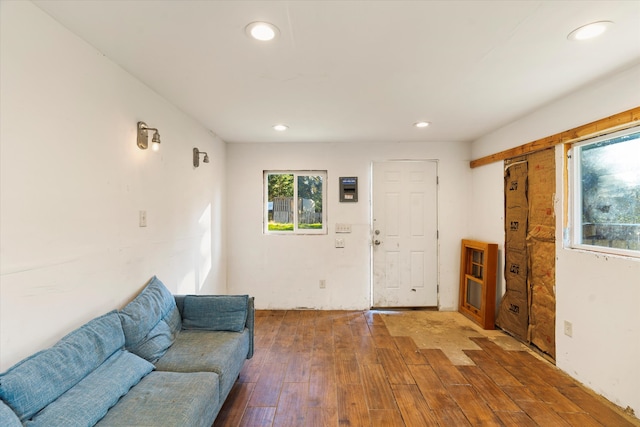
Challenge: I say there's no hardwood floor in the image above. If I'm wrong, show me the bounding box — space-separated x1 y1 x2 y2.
214 310 639 427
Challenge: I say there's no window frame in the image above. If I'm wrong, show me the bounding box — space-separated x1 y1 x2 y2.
569 126 640 258
263 170 328 235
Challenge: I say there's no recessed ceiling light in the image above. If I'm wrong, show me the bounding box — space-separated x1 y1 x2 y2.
567 21 613 41
245 21 279 41
273 124 288 131
414 121 430 128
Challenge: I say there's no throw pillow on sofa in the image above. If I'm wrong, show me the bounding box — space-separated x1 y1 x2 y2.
182 295 249 332
119 276 182 363
0 311 131 423
24 350 153 427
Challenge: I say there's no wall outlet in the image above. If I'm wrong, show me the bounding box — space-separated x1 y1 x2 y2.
564 320 573 337
335 223 352 233
319 279 326 289
335 238 345 248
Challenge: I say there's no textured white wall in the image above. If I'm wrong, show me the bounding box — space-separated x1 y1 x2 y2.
226 141 471 311
469 62 640 414
0 1 227 370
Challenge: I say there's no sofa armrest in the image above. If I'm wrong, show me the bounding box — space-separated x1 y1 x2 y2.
246 296 255 359
173 295 254 359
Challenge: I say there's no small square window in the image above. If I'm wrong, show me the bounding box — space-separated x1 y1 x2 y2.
571 127 640 257
264 171 327 234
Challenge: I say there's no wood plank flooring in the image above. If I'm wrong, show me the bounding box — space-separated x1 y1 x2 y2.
214 310 639 427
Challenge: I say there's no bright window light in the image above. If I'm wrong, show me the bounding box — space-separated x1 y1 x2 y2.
570 127 640 257
264 171 327 235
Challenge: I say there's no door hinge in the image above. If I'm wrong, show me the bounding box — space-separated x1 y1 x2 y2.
436 176 439 185
437 230 439 239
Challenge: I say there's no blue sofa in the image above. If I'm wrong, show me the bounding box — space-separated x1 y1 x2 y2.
0 276 254 427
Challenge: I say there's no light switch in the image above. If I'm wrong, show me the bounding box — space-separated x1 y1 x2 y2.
139 210 147 227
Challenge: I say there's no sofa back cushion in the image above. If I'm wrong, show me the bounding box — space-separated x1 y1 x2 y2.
0 311 124 422
182 295 248 332
24 350 153 427
119 276 181 363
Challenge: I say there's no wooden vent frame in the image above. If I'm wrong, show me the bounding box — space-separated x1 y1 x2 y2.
459 239 498 329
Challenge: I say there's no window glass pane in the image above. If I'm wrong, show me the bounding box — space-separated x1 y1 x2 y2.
267 173 294 232
578 130 640 252
265 171 327 234
466 278 482 310
297 175 323 229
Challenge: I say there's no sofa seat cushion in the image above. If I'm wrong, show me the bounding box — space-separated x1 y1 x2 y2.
154 329 249 399
24 350 153 427
95 371 219 427
119 276 182 363
0 311 125 421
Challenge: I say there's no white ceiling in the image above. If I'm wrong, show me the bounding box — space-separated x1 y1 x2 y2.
33 1 640 144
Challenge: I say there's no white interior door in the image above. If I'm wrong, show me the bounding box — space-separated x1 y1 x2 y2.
372 161 438 307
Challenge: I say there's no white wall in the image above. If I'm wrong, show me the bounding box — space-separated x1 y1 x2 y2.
226 141 471 311
0 1 226 370
4 1 638 415
470 62 640 414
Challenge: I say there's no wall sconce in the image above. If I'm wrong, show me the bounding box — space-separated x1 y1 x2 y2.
137 121 161 151
193 147 209 167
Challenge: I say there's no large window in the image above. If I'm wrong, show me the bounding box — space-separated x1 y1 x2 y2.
264 171 327 234
571 127 640 257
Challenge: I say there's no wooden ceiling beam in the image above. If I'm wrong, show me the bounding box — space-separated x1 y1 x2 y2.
470 106 640 168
